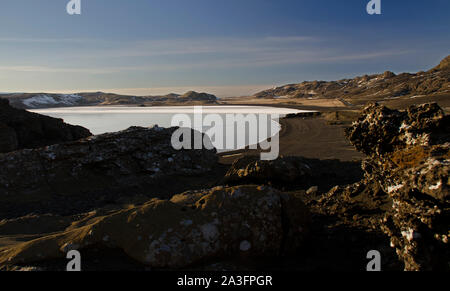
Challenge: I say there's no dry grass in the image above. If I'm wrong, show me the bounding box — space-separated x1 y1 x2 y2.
220 97 347 108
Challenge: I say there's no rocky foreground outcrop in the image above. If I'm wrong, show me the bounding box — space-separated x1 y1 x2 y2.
346 103 449 156
0 186 309 269
222 155 364 193
318 103 449 271
0 101 447 271
223 156 312 186
0 126 218 219
0 99 91 153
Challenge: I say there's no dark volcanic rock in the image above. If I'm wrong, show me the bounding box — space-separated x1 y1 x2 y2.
0 122 18 152
362 142 449 271
222 156 363 192
0 99 91 153
223 156 312 186
312 103 449 271
344 103 449 271
316 178 391 224
0 126 219 219
345 102 449 157
0 186 309 269
285 112 322 119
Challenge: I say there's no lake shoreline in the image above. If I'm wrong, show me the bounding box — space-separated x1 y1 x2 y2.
30 103 361 162
219 111 363 164
1 99 447 271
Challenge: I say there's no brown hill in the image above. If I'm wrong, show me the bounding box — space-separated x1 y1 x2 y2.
1 91 218 109
433 55 450 70
254 55 450 107
179 91 218 102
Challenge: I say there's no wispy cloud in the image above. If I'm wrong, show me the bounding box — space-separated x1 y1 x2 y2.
0 45 412 75
57 36 320 59
0 37 91 43
0 65 119 74
0 35 325 73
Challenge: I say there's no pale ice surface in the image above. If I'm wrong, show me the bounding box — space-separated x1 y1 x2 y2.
31 105 306 115
30 106 313 151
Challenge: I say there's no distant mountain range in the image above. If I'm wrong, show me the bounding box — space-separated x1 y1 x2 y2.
254 55 450 106
0 91 218 109
2 56 449 110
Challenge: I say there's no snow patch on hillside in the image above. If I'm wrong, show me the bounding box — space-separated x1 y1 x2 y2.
22 94 83 108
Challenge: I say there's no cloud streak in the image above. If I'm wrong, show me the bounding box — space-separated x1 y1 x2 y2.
0 46 412 75
0 35 416 97
0 37 92 43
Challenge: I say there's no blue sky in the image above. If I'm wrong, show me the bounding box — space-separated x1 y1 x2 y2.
0 0 449 96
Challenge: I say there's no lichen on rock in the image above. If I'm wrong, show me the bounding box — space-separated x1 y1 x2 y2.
342 102 449 271
0 126 218 218
0 186 309 269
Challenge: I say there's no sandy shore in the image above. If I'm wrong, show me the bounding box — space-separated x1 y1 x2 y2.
219 97 351 112
219 113 364 164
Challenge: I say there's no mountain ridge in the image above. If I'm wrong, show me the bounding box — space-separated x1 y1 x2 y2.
253 55 450 106
0 91 219 109
2 56 449 110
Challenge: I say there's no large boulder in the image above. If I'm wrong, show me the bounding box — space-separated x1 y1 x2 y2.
343 103 449 271
222 156 363 193
345 103 449 156
0 126 218 219
366 144 449 271
0 122 18 153
223 156 312 186
0 98 91 153
0 186 310 269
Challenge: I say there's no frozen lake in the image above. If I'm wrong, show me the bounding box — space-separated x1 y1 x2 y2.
31 105 311 151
